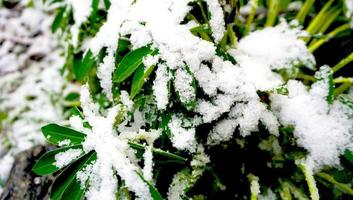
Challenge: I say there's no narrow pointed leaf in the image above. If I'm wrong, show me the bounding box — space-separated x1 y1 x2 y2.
75 50 95 81
61 177 85 200
51 151 96 200
41 124 86 145
128 141 186 163
51 6 66 33
130 64 156 99
344 149 353 165
33 145 83 175
117 38 130 53
114 46 155 83
136 172 164 200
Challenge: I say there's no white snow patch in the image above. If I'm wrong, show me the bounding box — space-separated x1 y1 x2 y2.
345 0 353 27
168 116 197 153
204 0 226 43
54 148 83 168
153 64 170 110
229 21 315 90
78 85 151 200
271 79 353 170
97 49 115 100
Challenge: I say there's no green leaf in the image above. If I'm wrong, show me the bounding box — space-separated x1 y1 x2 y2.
130 64 156 99
216 47 237 65
61 177 85 200
103 0 111 10
316 172 353 195
136 172 164 200
75 50 96 81
51 151 96 200
327 73 334 104
315 66 334 104
41 124 86 145
174 67 197 111
90 0 99 23
69 106 84 118
32 145 83 175
117 38 130 53
114 46 156 83
51 6 66 33
344 149 353 165
128 141 187 163
64 92 80 101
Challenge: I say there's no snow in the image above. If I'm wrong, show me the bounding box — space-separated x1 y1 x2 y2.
346 0 353 27
174 67 195 108
66 0 92 47
143 146 154 182
168 115 197 153
229 20 315 90
58 139 71 147
67 0 91 27
0 154 15 186
78 85 152 200
97 49 115 100
54 148 83 168
143 55 160 67
0 4 78 193
153 64 170 110
120 90 134 111
14 0 352 198
204 0 226 43
250 176 260 199
167 145 209 199
271 76 353 169
89 0 131 55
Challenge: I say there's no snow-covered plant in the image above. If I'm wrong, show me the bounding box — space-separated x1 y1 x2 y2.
31 0 353 199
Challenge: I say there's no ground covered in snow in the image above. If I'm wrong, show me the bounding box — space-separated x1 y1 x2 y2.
0 1 78 193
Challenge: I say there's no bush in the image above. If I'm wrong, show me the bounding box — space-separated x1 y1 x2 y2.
32 0 353 199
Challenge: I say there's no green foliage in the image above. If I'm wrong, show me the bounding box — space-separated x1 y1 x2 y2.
130 64 156 99
114 46 157 83
50 151 96 200
33 145 83 175
75 50 96 81
136 172 164 200
41 124 86 145
31 0 353 199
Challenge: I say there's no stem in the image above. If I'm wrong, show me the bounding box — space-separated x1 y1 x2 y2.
265 0 279 27
334 77 353 84
317 8 341 34
128 141 187 163
296 74 316 82
309 24 351 52
187 13 201 24
316 172 353 195
332 52 353 73
296 0 316 24
197 0 209 24
334 82 353 97
298 162 319 200
227 24 237 48
308 7 342 46
248 174 260 200
245 0 259 35
305 0 335 42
